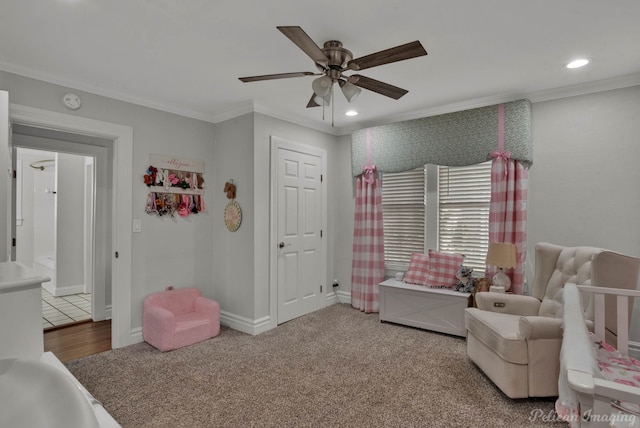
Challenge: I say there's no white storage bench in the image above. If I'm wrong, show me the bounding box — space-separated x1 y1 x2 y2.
379 279 471 337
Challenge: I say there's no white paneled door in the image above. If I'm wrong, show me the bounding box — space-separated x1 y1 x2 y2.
276 145 324 324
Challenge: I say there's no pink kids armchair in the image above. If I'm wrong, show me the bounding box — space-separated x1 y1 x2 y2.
143 287 220 352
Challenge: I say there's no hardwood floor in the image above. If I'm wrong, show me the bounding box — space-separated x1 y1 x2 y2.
44 320 112 363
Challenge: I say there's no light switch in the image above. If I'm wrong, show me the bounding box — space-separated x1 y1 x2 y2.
132 219 142 233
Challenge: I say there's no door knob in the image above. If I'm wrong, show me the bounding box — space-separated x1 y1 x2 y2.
279 242 285 248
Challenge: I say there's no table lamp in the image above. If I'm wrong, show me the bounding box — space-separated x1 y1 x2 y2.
486 242 517 292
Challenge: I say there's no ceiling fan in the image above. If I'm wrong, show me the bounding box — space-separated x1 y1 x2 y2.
239 26 428 109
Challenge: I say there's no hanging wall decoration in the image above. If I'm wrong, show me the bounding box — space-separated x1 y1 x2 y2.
223 180 242 232
143 154 205 218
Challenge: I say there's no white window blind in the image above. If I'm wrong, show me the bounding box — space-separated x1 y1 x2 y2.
381 167 425 268
438 161 492 271
381 162 492 272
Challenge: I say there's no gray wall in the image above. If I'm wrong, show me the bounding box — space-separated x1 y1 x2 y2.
253 112 341 320
527 86 640 263
211 112 341 326
3 69 639 340
0 91 9 261
528 86 640 343
333 86 640 300
211 113 256 319
334 134 355 300
56 153 86 289
1 71 216 331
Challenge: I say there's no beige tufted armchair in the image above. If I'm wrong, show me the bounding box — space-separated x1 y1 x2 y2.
465 242 640 398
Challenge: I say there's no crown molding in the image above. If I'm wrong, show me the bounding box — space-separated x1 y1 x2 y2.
3 60 638 137
211 100 342 135
209 100 255 123
339 73 640 135
252 103 340 135
0 62 216 123
526 73 640 103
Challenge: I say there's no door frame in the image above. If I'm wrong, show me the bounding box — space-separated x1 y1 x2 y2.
9 103 133 348
269 136 327 328
13 143 103 320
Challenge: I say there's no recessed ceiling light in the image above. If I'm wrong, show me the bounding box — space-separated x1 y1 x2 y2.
566 58 589 69
345 110 358 116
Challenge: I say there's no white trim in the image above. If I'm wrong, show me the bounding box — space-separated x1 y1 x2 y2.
220 310 272 336
252 103 338 136
209 100 255 123
9 103 134 349
41 282 85 297
337 73 640 135
0 62 215 124
3 60 638 137
629 341 640 359
325 291 339 305
129 326 142 344
336 290 351 305
269 136 328 329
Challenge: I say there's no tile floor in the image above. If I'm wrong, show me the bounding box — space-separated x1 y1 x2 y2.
42 288 92 330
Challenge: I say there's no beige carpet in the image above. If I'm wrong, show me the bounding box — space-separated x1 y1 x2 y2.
67 304 563 427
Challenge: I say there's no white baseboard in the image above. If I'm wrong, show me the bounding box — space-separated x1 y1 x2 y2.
325 291 338 305
220 310 273 336
130 327 143 345
629 341 640 359
336 290 351 305
42 282 86 297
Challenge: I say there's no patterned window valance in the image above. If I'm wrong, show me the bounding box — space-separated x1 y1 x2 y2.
351 99 532 176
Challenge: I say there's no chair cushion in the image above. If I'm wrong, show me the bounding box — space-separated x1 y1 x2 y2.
175 312 212 333
538 247 595 318
465 308 528 364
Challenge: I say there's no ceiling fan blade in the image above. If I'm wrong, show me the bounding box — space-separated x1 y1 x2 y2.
239 71 317 82
347 74 408 100
306 94 320 108
277 26 329 67
348 41 427 71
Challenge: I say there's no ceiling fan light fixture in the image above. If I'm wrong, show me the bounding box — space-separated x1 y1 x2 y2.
313 93 331 106
312 75 333 97
339 80 361 103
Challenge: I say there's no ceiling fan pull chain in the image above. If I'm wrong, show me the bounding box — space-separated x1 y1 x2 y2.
331 84 335 127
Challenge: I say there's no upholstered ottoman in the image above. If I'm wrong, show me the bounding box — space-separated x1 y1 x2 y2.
143 287 220 351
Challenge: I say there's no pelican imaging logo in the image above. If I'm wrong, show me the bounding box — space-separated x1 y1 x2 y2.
529 409 637 426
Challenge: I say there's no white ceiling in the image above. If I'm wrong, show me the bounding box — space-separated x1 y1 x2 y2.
2 1 639 135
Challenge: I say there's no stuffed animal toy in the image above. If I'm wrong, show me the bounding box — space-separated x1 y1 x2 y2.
475 277 491 293
453 265 476 293
223 181 236 199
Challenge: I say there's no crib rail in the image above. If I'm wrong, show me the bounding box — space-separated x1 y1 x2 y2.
561 284 640 427
577 285 640 357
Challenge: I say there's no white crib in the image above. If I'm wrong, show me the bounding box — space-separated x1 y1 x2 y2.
558 283 640 427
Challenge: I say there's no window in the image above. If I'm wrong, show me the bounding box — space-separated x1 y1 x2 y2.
381 167 425 268
382 161 492 272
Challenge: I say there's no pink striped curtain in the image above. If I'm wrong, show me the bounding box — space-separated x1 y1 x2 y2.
487 104 528 294
351 130 385 313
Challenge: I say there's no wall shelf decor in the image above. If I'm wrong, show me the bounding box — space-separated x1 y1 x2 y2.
144 154 205 218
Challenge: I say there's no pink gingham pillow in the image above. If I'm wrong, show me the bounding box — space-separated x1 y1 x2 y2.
403 253 430 286
425 250 464 288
